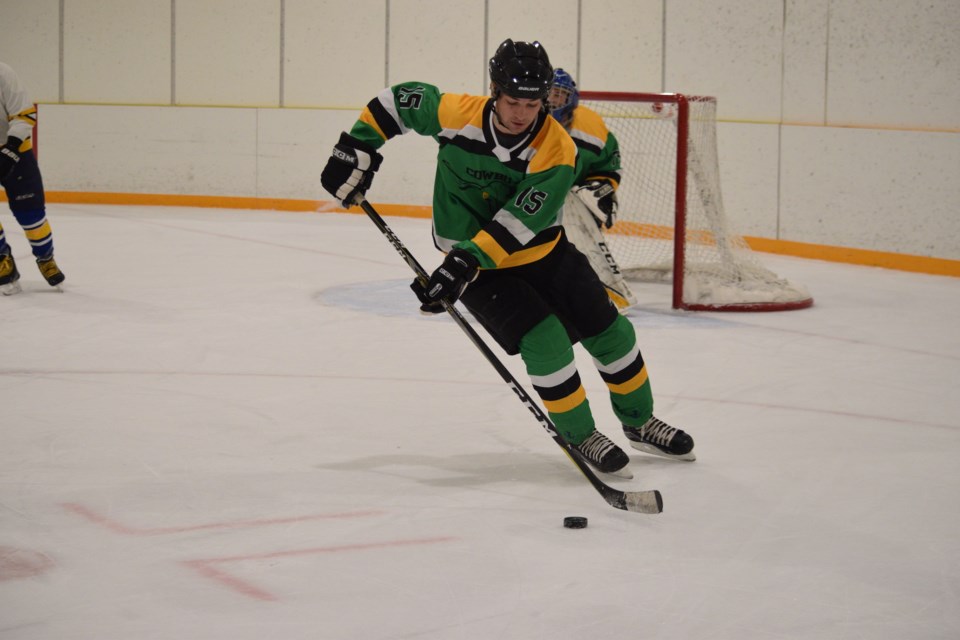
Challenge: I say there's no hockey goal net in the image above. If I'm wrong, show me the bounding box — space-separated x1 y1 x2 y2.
577 91 812 311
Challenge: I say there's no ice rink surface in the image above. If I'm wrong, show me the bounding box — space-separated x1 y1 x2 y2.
2 204 958 639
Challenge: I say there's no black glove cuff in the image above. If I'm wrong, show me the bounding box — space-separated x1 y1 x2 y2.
447 248 480 282
336 132 383 173
337 132 377 157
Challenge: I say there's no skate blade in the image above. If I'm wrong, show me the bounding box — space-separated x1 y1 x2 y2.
587 461 633 480
628 441 696 462
607 465 634 480
1 281 23 296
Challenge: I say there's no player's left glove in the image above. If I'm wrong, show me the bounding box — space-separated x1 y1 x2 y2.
573 179 618 229
411 248 480 314
0 137 23 181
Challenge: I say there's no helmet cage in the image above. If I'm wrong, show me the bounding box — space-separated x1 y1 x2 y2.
548 68 579 126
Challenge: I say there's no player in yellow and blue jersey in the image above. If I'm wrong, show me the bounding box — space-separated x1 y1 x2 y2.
0 62 64 294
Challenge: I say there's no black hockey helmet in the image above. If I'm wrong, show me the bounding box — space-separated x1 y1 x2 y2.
488 39 553 102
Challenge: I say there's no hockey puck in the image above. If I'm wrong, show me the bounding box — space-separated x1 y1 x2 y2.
563 516 588 529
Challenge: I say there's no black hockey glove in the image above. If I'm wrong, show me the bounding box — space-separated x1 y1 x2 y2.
573 179 618 229
321 132 384 207
410 248 480 314
0 137 22 181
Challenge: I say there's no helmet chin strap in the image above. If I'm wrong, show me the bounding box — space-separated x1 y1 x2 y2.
490 86 505 121
491 104 517 133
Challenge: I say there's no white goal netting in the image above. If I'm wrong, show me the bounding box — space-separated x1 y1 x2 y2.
578 92 812 311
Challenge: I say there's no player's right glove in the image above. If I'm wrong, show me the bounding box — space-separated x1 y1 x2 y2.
321 132 383 207
410 248 480 314
0 137 23 181
573 179 618 229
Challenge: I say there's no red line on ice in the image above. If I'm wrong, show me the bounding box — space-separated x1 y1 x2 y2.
61 502 384 535
182 536 459 601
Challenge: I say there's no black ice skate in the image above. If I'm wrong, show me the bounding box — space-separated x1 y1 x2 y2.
623 416 696 461
36 255 65 287
572 430 632 478
0 249 21 295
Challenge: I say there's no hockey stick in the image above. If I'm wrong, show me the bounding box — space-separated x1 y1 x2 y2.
355 197 663 514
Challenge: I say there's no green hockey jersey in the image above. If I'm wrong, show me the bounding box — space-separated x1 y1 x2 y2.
347 82 578 270
565 104 621 188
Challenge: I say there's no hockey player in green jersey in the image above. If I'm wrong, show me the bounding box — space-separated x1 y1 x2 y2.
321 39 695 475
547 68 621 229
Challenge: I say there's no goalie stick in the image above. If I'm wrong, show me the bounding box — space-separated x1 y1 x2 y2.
355 197 663 514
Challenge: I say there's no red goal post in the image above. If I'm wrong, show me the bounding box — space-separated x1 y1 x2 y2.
577 91 812 312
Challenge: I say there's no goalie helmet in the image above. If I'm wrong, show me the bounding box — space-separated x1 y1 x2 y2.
548 68 579 127
488 39 553 102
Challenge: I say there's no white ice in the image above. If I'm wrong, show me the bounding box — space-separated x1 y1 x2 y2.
1 203 958 640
